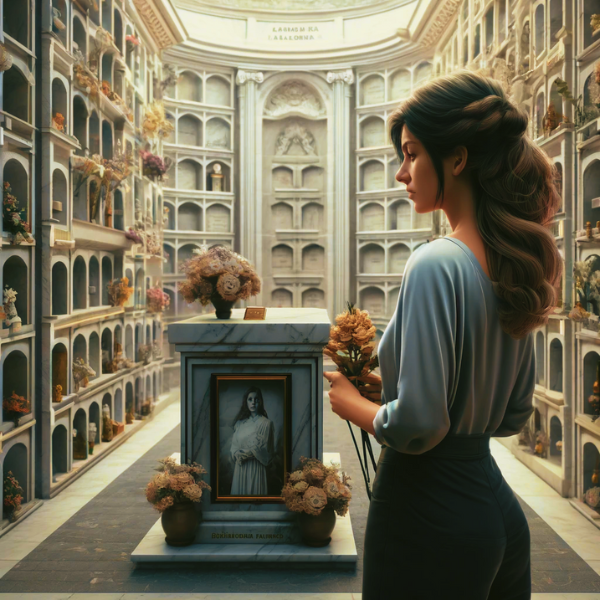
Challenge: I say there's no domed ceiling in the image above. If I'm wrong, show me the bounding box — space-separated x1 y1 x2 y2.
199 0 384 9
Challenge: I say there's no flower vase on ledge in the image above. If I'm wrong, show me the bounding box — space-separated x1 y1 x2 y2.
211 294 235 319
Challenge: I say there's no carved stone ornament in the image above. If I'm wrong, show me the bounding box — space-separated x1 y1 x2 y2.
326 69 354 85
421 0 461 47
264 81 324 117
236 70 264 85
275 121 317 156
132 0 178 49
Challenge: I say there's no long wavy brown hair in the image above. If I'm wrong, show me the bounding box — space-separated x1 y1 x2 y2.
389 70 562 340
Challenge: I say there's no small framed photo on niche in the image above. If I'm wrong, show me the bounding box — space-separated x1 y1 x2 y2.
210 373 292 503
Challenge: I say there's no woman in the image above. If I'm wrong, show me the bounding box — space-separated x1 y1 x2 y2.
230 386 275 496
324 71 562 599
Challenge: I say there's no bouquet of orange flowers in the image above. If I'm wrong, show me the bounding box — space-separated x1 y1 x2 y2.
324 302 381 500
107 277 134 307
3 471 23 519
2 392 30 426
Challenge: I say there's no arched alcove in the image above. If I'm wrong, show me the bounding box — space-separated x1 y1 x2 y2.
302 245 324 271
101 328 113 372
3 67 29 122
550 0 563 43
125 325 134 360
389 200 411 230
205 204 230 232
3 255 28 325
554 163 563 211
583 160 600 227
302 166 323 189
135 323 142 362
360 244 385 274
52 169 67 226
164 202 175 229
72 256 86 309
388 287 401 315
164 289 175 316
272 203 293 230
52 78 67 131
51 425 68 480
361 161 385 192
126 381 134 416
73 408 87 461
178 203 202 231
101 53 113 88
474 23 481 57
89 257 100 307
534 4 545 55
549 416 562 465
3 443 28 509
535 91 545 138
584 1 600 48
101 257 112 306
73 334 86 362
272 288 293 308
272 245 293 272
361 74 385 105
301 203 322 230
175 246 198 268
549 338 563 392
414 62 433 87
113 9 123 54
72 17 86 57
178 115 202 146
389 244 411 274
2 350 28 406
584 351 600 416
89 111 100 155
206 118 231 150
146 324 151 345
102 120 113 159
302 288 325 308
113 190 124 230
179 71 202 102
145 374 152 404
115 388 123 423
163 245 175 274
360 203 385 231
360 287 385 316
89 332 100 379
583 443 600 506
535 331 545 386
89 403 100 444
135 269 144 308
206 161 230 192
272 166 294 189
102 392 112 419
390 69 411 100
135 377 143 414
206 76 231 106
178 160 202 191
360 117 386 148
3 159 29 228
52 262 68 315
4 0 28 46
52 343 68 398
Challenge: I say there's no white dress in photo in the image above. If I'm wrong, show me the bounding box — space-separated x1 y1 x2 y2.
230 414 275 495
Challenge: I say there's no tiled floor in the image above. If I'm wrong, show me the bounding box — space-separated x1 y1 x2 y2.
0 401 600 597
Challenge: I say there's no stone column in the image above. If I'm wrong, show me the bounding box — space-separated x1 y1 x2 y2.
236 70 263 281
327 69 354 316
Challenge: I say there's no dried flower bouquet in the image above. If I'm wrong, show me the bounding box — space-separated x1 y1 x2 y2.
3 471 23 519
2 392 30 426
107 277 134 307
147 286 170 313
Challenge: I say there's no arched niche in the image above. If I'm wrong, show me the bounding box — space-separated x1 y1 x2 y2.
126 381 134 416
390 69 411 100
178 115 202 147
125 25 134 69
146 323 151 345
89 402 100 444
272 288 293 308
89 111 100 155
389 244 410 274
101 0 111 31
206 76 231 106
554 163 563 211
360 117 386 148
52 343 68 398
135 376 143 414
102 120 113 159
178 160 202 191
115 388 123 423
101 257 112 305
484 6 493 49
114 324 122 350
164 202 175 229
205 118 231 150
302 288 325 308
3 67 29 122
534 91 545 138
272 245 293 272
145 374 152 402
583 160 600 226
3 255 28 325
4 0 28 46
101 53 113 87
125 324 134 360
51 425 68 481
272 202 293 230
534 4 545 55
52 78 67 130
102 392 112 419
135 269 144 308
535 331 545 386
584 1 600 48
584 351 600 416
101 328 112 372
73 408 87 461
301 203 322 231
89 331 100 379
463 33 469 65
164 288 175 316
474 23 481 57
388 287 400 316
549 84 563 124
302 166 323 189
114 190 124 230
206 161 230 192
2 350 28 405
3 443 28 510
178 244 200 266
206 204 230 233
549 338 563 392
583 442 600 503
361 74 385 106
179 71 202 102
272 166 293 189
389 200 411 230
52 262 68 315
361 160 385 192
72 256 86 309
302 245 324 271
164 112 176 143
4 159 29 227
163 245 175 274
360 203 385 232
359 244 385 274
72 17 86 57
52 169 67 226
414 62 433 87
549 416 562 464
114 9 123 54
360 287 385 316
73 334 86 362
153 372 158 401
89 257 100 307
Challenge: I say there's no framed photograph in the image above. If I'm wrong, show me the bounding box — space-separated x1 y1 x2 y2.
210 373 292 503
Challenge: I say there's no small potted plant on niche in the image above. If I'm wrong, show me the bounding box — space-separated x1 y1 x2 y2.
146 456 211 546
281 456 352 547
2 392 30 427
178 245 261 319
3 471 23 522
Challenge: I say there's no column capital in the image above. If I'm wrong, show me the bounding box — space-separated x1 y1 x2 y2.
236 70 264 85
326 69 354 85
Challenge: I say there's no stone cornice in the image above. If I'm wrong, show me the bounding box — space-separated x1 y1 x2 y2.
326 69 354 85
419 0 461 48
132 0 188 50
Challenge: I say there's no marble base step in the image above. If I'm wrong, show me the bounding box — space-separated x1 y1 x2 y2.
131 509 357 567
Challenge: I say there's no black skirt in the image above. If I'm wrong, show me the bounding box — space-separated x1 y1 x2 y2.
362 434 531 600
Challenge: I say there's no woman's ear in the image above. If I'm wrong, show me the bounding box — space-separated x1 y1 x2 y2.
453 146 468 177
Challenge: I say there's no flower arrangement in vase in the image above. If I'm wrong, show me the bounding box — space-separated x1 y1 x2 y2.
52 113 65 132
147 286 170 313
140 150 169 181
2 392 30 426
107 277 134 307
146 456 211 546
3 471 23 521
178 245 261 319
281 456 351 547
3 182 33 244
72 357 96 392
125 227 143 245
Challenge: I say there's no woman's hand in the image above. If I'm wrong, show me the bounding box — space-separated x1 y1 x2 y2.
356 373 382 405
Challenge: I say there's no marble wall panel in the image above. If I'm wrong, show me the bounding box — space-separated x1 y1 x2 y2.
302 288 325 308
302 166 323 189
178 161 201 191
206 118 231 149
389 244 410 274
360 287 385 315
272 166 293 189
361 74 385 105
360 203 385 231
178 115 202 146
362 161 385 191
360 244 385 273
272 288 293 307
272 245 293 270
301 202 322 230
179 71 202 102
206 76 230 107
302 245 324 271
178 203 202 231
361 117 386 147
390 69 411 100
272 202 293 229
206 204 231 233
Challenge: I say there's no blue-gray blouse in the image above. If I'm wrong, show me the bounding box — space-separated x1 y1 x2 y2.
373 236 536 454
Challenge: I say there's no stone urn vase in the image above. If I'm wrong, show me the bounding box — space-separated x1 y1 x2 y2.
298 505 336 547
161 501 199 547
210 293 235 320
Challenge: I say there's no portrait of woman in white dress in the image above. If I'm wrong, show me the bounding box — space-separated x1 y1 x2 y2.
229 386 275 496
